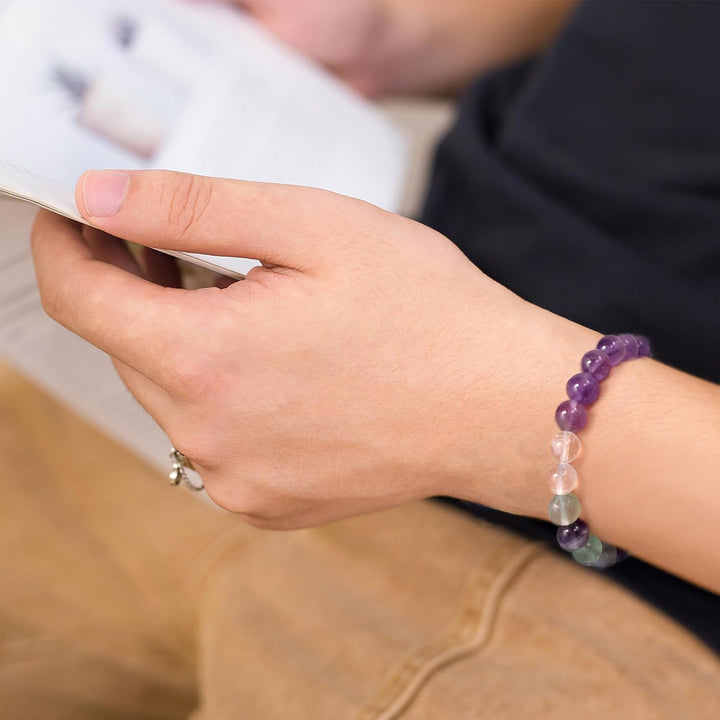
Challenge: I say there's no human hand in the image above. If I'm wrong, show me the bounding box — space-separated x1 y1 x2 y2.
31 170 585 529
193 0 577 96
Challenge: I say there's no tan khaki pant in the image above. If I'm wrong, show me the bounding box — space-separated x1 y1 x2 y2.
2 364 718 719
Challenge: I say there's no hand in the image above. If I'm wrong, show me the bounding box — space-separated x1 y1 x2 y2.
193 0 577 96
29 171 720 592
31 170 575 529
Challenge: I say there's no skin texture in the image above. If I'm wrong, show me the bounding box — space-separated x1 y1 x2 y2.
31 170 720 594
194 0 578 95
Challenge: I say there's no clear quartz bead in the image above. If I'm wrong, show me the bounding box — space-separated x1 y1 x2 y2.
572 534 603 565
549 463 578 495
548 493 581 525
551 431 581 463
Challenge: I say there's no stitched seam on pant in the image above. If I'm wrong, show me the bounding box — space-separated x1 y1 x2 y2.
353 542 545 720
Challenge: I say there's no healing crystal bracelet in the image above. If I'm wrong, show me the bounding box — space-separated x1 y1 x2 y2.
548 333 651 568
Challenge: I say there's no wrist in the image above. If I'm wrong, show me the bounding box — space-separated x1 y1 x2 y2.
438 295 600 519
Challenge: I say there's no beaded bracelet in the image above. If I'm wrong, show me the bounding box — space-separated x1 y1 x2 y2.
548 333 651 568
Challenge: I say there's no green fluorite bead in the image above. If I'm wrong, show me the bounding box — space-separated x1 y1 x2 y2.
548 493 581 525
572 534 603 565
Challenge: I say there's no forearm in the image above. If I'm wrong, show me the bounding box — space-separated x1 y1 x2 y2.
208 0 577 96
386 0 578 94
452 299 720 593
574 349 720 593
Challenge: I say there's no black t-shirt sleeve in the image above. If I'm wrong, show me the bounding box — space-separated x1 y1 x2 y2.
422 0 720 382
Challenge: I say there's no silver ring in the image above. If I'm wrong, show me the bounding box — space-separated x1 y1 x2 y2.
169 447 204 491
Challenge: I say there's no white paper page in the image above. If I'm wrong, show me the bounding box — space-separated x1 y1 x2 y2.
153 1 407 208
0 160 85 220
0 0 407 277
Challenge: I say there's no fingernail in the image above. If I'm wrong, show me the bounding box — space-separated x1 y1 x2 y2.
81 170 130 218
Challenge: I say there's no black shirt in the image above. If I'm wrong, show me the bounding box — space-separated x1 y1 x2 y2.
422 0 720 653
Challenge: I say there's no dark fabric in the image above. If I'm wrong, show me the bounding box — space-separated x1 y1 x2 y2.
422 0 720 652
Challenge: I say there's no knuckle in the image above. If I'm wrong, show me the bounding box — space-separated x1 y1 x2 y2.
39 284 62 321
163 350 210 395
163 173 214 245
39 277 75 327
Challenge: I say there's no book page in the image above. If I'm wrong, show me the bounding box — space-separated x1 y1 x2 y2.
0 160 83 218
0 0 407 276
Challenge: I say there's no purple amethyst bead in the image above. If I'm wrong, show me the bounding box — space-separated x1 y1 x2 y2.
581 349 612 381
635 336 652 358
555 400 588 432
619 333 639 360
566 372 600 406
556 519 590 552
596 335 626 366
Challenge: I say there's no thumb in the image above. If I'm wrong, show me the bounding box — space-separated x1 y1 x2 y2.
75 169 361 270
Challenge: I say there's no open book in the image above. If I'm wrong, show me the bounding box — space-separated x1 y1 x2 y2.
0 0 407 277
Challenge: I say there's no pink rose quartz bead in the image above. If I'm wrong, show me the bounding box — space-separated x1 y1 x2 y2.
549 463 578 495
551 431 582 463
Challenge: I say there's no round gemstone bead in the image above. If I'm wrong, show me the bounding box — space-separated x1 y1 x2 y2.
549 463 578 495
556 519 589 551
551 431 581 463
596 335 626 366
590 543 619 568
548 493 581 525
572 534 603 565
635 336 652 358
555 400 587 432
619 333 639 360
581 349 612 381
614 548 630 563
566 372 600 406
